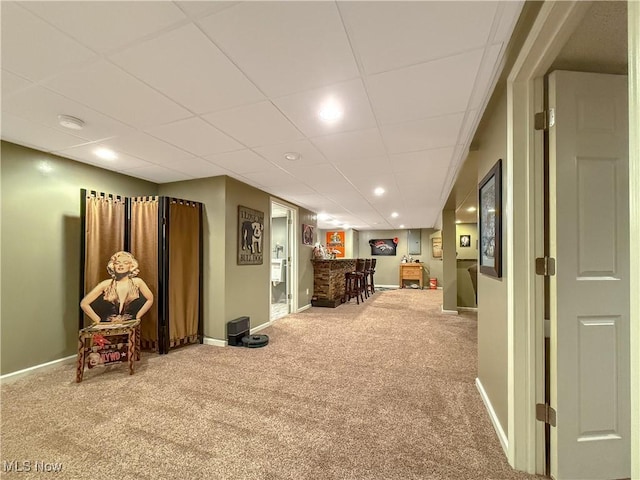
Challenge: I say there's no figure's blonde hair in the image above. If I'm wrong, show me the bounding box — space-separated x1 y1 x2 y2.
106 251 140 278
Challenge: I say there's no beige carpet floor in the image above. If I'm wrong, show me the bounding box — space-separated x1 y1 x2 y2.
1 289 544 480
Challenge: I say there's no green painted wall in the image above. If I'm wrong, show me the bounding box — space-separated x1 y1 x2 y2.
0 141 157 375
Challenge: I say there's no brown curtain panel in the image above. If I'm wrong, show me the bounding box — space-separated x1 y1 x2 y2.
83 194 125 327
130 196 159 350
168 200 200 347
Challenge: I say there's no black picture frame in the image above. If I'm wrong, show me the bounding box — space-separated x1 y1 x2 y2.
478 159 502 278
459 235 471 247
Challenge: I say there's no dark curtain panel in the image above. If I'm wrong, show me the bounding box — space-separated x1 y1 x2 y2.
168 200 200 347
83 194 125 327
130 196 159 351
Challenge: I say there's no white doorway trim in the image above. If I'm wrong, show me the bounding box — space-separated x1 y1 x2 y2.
270 198 298 318
506 1 592 473
628 2 640 478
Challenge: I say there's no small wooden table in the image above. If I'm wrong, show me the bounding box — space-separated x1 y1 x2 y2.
399 263 424 289
76 319 141 383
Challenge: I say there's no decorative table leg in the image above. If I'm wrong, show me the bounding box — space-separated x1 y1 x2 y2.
76 335 85 383
128 328 135 375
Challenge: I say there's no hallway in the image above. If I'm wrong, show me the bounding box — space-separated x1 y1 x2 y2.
1 289 543 479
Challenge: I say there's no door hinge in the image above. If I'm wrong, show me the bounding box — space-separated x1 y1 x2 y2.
536 403 557 427
534 108 555 130
535 256 556 276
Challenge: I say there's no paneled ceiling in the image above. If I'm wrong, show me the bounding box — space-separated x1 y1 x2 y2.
1 1 524 230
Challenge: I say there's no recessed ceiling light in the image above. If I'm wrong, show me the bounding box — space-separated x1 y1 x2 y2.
467 207 477 212
318 98 343 123
94 147 117 161
391 212 399 218
284 152 301 161
456 220 462 224
58 114 84 130
317 212 330 221
343 224 350 229
374 187 385 196
399 224 405 228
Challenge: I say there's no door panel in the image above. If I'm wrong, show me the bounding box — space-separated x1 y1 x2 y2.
548 70 629 480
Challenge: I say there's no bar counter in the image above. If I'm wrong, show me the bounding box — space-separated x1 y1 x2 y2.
311 258 356 307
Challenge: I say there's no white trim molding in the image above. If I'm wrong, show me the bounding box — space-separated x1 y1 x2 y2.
297 304 312 313
250 321 272 334
203 337 226 347
0 354 76 383
476 377 509 456
440 306 459 315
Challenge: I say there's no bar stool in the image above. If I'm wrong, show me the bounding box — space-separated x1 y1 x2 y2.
363 259 372 299
344 259 365 304
366 258 376 296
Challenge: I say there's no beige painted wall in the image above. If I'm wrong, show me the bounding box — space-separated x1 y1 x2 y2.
356 228 439 287
456 223 478 307
0 141 157 375
297 208 316 308
159 176 227 340
474 88 509 433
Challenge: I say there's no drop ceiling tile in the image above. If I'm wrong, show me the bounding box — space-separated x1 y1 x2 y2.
22 1 186 53
492 1 525 43
311 128 387 163
204 149 272 174
390 147 454 174
468 44 503 110
1 2 97 82
175 1 238 18
367 49 484 126
110 24 264 114
105 132 195 166
252 139 327 169
273 79 376 138
122 165 192 184
198 1 359 97
145 117 243 156
339 1 498 75
56 142 154 171
1 70 33 97
241 167 298 188
332 155 390 178
270 183 318 197
3 85 137 141
381 113 464 154
1 113 88 152
42 60 191 129
203 101 303 148
166 158 231 179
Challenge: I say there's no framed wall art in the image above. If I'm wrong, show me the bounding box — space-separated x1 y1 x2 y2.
432 237 442 259
302 224 314 246
238 205 264 265
478 159 502 277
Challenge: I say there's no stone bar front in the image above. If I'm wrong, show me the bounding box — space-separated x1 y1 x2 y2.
311 259 356 307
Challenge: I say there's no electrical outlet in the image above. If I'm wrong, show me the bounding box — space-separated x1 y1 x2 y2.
306 288 309 295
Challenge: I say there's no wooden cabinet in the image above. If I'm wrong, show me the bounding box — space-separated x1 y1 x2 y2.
399 263 424 289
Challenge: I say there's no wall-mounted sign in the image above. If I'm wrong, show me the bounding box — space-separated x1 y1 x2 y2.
238 205 264 265
326 231 345 258
369 238 398 256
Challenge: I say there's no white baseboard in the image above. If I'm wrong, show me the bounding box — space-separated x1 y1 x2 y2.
251 321 272 334
440 305 459 315
0 354 76 383
457 306 478 312
297 304 312 312
203 336 226 347
376 284 400 289
476 377 509 457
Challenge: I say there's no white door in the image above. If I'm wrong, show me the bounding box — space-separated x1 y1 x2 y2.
548 70 630 479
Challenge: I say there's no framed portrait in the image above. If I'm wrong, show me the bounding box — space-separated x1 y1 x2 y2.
478 159 502 277
302 224 314 246
459 235 471 247
238 205 264 265
431 237 442 259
